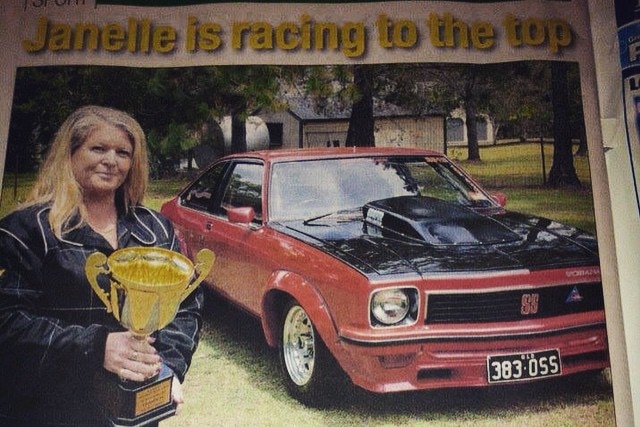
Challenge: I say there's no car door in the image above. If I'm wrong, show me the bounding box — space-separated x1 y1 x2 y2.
176 161 229 257
198 160 269 314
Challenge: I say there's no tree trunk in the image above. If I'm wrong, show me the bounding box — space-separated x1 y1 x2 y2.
547 62 581 187
346 65 375 147
575 120 588 157
465 100 481 161
230 112 247 154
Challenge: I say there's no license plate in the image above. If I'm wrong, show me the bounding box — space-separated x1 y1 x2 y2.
487 349 562 383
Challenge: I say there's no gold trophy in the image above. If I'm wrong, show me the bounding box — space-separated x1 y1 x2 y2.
85 247 215 427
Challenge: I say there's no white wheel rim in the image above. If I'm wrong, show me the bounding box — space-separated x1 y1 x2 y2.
282 305 316 386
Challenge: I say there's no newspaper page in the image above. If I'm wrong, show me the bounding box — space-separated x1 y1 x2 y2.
0 0 630 425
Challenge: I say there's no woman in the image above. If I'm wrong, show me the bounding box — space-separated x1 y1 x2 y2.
0 106 203 426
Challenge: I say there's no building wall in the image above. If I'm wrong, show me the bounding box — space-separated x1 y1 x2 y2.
259 111 445 153
303 121 350 147
446 110 494 146
375 117 445 152
301 116 445 152
260 111 303 149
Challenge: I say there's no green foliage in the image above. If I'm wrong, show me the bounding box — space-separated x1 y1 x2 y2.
8 63 585 184
0 172 37 219
8 66 285 175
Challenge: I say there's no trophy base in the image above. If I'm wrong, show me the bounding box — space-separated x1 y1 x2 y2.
94 364 176 427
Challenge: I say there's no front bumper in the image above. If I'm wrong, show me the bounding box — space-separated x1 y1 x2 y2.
335 322 608 393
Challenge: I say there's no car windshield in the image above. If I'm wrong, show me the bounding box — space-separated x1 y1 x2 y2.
268 156 495 222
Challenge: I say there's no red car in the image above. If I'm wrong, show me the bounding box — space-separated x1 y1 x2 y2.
161 147 608 404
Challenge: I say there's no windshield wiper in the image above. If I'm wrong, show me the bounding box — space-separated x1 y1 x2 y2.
303 208 362 226
303 211 335 226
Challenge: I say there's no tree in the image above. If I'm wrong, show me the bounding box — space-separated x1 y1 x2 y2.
7 67 81 173
292 64 375 147
482 62 552 143
567 64 588 157
203 66 283 154
393 64 496 161
299 63 441 149
8 66 285 176
547 61 581 187
345 65 375 147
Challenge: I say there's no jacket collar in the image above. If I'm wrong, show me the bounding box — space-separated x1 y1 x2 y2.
60 207 159 248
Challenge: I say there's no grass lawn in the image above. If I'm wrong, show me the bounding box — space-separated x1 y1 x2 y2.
0 144 613 426
1 143 597 234
450 142 596 234
163 298 614 427
0 174 192 219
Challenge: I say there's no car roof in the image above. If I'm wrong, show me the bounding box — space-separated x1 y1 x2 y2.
220 147 444 163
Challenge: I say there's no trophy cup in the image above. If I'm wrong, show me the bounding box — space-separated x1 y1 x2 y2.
85 247 215 427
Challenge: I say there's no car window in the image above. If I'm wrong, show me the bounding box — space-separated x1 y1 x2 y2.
181 162 227 212
419 159 493 207
219 162 264 222
269 156 493 221
408 162 465 203
269 158 417 221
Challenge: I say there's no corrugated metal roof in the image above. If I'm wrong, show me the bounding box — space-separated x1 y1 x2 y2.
283 95 441 121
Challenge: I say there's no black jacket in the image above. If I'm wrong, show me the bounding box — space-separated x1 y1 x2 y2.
0 204 203 426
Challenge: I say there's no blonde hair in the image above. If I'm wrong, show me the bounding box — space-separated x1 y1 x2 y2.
23 105 149 239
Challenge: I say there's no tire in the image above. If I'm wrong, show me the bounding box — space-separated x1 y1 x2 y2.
278 299 341 405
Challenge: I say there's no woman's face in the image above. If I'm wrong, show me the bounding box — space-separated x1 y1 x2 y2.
71 123 133 199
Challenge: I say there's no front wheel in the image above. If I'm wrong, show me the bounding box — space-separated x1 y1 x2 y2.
278 300 342 405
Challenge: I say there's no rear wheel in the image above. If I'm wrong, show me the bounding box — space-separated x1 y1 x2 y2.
278 300 341 405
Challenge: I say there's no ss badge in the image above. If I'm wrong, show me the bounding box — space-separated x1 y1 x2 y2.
521 293 539 315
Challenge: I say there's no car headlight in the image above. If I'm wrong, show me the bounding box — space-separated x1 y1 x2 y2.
370 288 417 326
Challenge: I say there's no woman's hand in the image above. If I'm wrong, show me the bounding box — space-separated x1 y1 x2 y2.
103 331 162 381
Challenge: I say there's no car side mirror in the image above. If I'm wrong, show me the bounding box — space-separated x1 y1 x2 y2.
491 192 507 207
228 206 256 224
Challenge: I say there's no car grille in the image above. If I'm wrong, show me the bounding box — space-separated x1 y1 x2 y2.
425 282 604 324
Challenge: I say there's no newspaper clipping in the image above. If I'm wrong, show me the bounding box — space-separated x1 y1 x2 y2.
0 1 631 426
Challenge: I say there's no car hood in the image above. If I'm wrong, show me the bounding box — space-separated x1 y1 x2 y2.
270 196 599 277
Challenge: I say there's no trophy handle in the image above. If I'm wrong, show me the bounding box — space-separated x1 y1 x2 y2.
85 251 113 313
181 249 215 302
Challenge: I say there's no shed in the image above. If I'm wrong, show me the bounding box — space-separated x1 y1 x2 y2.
258 97 446 153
